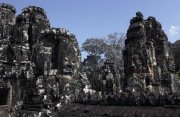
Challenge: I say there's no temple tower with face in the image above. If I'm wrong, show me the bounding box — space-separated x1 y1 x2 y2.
0 3 16 109
0 4 83 115
123 12 179 95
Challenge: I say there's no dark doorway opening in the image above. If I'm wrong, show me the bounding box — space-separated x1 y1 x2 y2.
0 88 9 105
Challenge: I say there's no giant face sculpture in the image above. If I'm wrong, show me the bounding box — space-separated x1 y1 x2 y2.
61 56 75 82
53 28 81 83
62 45 80 83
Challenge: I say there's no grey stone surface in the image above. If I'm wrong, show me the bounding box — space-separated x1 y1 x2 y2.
98 59 121 94
0 3 83 117
124 12 179 94
0 3 180 117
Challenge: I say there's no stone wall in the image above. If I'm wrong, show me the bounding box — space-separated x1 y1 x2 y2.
98 59 121 94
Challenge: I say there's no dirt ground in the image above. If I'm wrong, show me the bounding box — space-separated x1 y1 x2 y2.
58 103 180 117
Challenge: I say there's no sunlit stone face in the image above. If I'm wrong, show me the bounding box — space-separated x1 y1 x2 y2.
130 55 142 73
62 56 74 82
53 30 81 83
61 51 80 83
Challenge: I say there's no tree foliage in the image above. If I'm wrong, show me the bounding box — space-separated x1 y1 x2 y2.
172 40 180 72
171 40 180 81
178 70 180 80
81 55 104 88
81 32 126 88
81 38 107 56
104 33 126 73
81 33 126 63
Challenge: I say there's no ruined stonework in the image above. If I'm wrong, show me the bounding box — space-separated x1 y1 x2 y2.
124 12 179 94
0 3 19 110
98 59 121 94
0 3 82 116
172 40 180 72
1 3 180 117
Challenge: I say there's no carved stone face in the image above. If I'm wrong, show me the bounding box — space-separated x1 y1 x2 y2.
131 55 141 72
60 42 80 83
52 29 81 84
61 56 74 82
168 58 175 72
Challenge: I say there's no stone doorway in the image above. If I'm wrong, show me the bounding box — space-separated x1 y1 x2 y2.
0 88 9 105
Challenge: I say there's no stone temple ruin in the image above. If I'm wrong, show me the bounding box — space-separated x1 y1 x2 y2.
0 3 180 117
97 59 121 94
0 3 89 116
124 12 179 94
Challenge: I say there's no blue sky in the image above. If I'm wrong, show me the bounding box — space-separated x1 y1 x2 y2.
1 0 180 59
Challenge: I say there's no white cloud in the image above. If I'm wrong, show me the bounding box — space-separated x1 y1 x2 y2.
169 25 179 36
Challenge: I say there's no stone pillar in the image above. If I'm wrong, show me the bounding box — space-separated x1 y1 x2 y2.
7 86 12 108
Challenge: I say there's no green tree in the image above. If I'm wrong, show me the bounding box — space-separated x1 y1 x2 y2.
178 70 180 80
172 40 180 82
81 33 126 89
81 55 103 89
104 32 126 74
172 40 180 72
81 38 107 88
81 38 107 56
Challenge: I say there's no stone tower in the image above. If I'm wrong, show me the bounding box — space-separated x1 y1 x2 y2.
0 3 83 116
123 12 179 94
0 3 16 62
0 3 16 108
51 28 81 83
14 6 51 76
